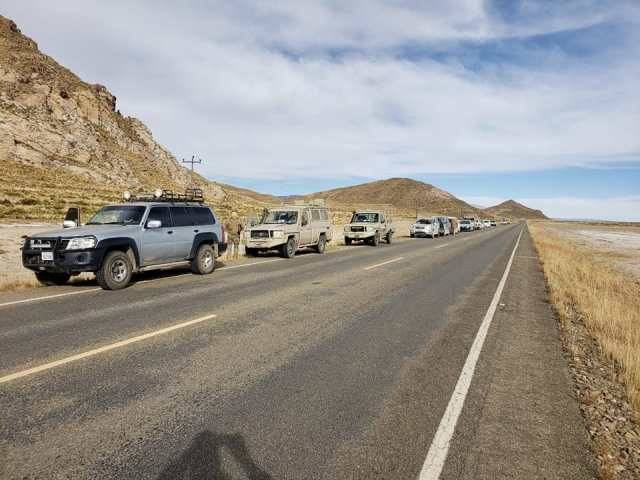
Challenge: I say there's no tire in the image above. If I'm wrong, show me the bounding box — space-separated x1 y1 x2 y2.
410 233 414 238
345 237 352 246
281 237 296 258
96 250 133 290
245 247 259 257
371 232 380 247
386 232 393 244
191 243 216 274
316 234 326 254
35 271 70 286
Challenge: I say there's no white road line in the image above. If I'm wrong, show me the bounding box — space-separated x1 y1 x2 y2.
0 313 217 384
434 243 449 249
0 259 286 308
218 258 282 270
418 228 523 480
363 256 404 270
0 288 102 308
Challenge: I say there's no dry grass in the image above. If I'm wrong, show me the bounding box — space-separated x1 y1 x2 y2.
529 222 640 412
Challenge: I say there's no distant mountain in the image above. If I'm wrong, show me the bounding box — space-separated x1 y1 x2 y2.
483 200 548 219
0 16 276 220
304 178 484 217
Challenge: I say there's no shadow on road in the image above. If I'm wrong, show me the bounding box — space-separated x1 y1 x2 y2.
156 431 273 480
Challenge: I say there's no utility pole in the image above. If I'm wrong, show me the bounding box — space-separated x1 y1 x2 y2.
182 155 202 187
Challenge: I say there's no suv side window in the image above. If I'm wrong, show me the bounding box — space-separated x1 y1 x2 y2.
320 209 328 221
302 210 310 226
146 206 172 228
191 206 216 225
311 209 320 221
170 206 193 227
380 214 385 223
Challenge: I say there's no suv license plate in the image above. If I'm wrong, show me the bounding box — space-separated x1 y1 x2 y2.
41 251 53 261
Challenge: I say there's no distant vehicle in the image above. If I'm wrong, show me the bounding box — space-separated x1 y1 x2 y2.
410 217 439 238
483 219 491 228
437 216 452 236
490 220 497 227
22 189 226 290
344 211 394 246
459 219 474 232
245 203 332 258
476 219 483 230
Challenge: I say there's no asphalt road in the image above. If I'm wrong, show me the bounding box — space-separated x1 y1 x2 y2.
0 225 595 479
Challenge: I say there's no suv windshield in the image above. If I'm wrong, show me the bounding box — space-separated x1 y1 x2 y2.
416 219 432 224
262 210 298 224
351 213 379 223
87 205 146 225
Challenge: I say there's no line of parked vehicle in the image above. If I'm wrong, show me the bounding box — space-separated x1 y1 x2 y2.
410 216 500 238
20 190 508 291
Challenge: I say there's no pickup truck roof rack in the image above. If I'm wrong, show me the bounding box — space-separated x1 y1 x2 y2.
125 188 205 203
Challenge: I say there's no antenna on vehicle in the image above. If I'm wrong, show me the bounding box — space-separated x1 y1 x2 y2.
182 155 203 187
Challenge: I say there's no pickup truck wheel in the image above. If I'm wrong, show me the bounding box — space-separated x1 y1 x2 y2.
371 232 380 247
281 237 296 258
386 232 393 244
344 237 352 246
35 271 70 286
316 234 326 253
96 250 132 290
191 243 216 274
245 247 258 257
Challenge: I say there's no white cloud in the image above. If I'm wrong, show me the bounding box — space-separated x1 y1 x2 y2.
1 0 639 184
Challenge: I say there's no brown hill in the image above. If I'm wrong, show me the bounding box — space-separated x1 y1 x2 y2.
0 16 276 220
483 199 548 219
304 177 484 218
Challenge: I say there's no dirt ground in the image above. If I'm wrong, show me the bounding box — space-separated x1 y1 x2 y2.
539 221 640 279
0 219 418 291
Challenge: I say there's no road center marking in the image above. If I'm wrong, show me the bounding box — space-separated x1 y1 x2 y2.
418 228 523 480
363 256 404 270
0 314 217 384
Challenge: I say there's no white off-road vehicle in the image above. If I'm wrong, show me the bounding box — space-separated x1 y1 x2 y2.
344 211 394 246
245 204 332 258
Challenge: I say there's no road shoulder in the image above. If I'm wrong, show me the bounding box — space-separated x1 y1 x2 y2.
441 226 597 479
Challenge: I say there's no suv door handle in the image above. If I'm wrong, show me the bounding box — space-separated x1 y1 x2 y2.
194 229 199 233
167 230 174 234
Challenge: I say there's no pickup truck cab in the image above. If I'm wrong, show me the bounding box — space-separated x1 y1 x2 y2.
344 211 394 246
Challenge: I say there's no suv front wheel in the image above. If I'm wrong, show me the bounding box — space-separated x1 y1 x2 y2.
281 237 296 258
191 243 216 274
97 250 133 290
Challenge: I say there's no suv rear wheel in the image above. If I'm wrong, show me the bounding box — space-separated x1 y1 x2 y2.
191 243 216 274
97 250 133 290
35 271 71 286
386 232 393 244
281 237 296 258
245 247 259 257
316 234 326 253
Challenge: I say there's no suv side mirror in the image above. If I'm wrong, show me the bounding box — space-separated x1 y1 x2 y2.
64 207 80 227
147 220 162 229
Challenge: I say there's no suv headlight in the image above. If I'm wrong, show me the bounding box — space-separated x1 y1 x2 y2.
66 236 97 250
271 230 284 239
366 226 373 231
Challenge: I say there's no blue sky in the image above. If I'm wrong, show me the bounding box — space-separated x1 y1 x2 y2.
2 0 639 220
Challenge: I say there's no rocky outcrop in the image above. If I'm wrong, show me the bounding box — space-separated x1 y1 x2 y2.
0 16 272 219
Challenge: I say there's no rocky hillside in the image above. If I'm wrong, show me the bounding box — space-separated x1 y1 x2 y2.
484 199 548 219
0 16 275 221
304 178 484 217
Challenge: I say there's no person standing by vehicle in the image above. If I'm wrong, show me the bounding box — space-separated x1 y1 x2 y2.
224 211 244 260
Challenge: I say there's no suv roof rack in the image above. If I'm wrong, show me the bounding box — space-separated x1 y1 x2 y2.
125 188 205 204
